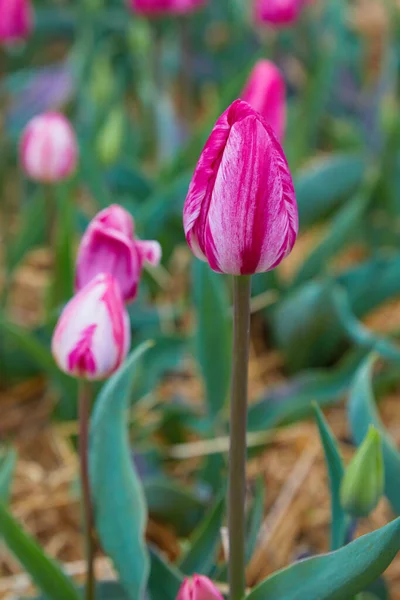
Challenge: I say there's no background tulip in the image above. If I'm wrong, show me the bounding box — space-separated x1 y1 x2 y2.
75 205 162 303
241 60 286 142
0 0 33 43
254 0 305 27
129 0 207 15
183 99 298 275
20 112 78 183
52 273 130 380
177 575 224 600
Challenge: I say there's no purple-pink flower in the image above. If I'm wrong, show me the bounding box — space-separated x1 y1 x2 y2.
176 575 223 600
75 205 161 304
183 99 298 275
20 112 78 183
51 273 130 380
254 0 305 27
0 0 33 43
129 0 207 15
241 60 286 142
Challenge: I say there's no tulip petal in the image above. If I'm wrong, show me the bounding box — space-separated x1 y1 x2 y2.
135 240 162 266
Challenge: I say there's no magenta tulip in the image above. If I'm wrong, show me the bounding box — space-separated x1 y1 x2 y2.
254 0 305 26
177 575 224 600
0 0 33 43
129 0 207 15
75 205 161 304
51 273 130 380
241 60 286 142
20 112 78 183
183 99 298 275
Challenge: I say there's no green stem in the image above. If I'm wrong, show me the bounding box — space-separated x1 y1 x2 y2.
228 275 251 600
78 381 96 600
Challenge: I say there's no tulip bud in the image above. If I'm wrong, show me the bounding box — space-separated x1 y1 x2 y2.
241 60 286 142
183 99 298 275
20 112 78 183
96 107 124 166
0 0 33 43
129 0 207 16
52 273 130 380
254 0 305 27
177 575 224 600
340 426 384 518
75 205 162 303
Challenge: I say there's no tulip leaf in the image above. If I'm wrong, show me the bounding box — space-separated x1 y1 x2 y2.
0 449 17 504
193 261 231 419
348 355 400 514
294 154 366 228
144 477 207 537
90 343 152 600
148 548 184 600
245 477 265 563
313 404 348 550
244 516 400 600
0 503 80 600
178 494 225 576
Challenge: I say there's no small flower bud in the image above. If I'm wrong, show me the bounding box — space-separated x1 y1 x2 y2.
96 107 125 166
0 0 33 43
254 0 306 27
340 426 384 518
177 575 223 600
129 0 207 16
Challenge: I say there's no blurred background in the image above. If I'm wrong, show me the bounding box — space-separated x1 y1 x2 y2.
2 0 400 597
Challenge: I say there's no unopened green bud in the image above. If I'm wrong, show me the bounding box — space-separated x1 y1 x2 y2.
127 20 152 58
380 94 398 137
96 108 125 166
340 426 384 518
90 55 114 107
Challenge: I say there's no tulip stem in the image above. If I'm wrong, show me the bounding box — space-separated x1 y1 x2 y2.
228 275 251 600
78 381 96 600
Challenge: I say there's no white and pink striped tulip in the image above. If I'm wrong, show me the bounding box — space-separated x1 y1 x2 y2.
254 0 305 27
75 205 162 304
0 0 33 43
51 273 130 380
241 60 286 142
20 112 78 183
176 575 223 600
129 0 207 15
183 99 298 275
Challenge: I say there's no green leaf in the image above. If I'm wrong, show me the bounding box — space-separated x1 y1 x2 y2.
245 477 265 563
0 449 17 504
90 343 152 600
95 581 131 599
193 261 231 419
294 154 366 228
0 503 80 600
348 355 400 514
148 548 183 600
313 404 348 550
244 516 400 600
144 477 207 537
178 494 225 576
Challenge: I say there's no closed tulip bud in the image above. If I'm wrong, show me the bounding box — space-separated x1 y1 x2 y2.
96 107 124 166
52 273 130 380
0 0 33 43
241 60 286 142
177 575 224 600
254 0 305 27
129 0 207 16
340 426 384 518
183 99 298 275
20 112 78 183
75 205 162 303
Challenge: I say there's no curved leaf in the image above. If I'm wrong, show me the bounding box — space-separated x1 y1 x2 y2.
348 355 400 514
0 503 80 600
0 449 17 504
148 548 183 600
313 404 348 550
245 516 400 600
90 343 152 600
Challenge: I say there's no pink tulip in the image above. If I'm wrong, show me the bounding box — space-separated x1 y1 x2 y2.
254 0 305 26
20 112 78 183
183 99 298 275
75 205 162 304
0 0 33 43
241 60 286 142
52 273 130 380
177 575 223 600
129 0 206 15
